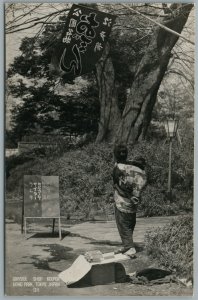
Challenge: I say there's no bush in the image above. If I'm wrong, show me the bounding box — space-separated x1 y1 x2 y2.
58 143 114 218
6 143 114 219
6 153 34 179
6 135 193 219
144 214 193 279
140 186 179 217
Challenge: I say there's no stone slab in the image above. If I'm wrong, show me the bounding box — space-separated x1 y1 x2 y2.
59 253 130 286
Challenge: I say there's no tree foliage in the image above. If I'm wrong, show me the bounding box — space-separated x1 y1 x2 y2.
9 78 99 141
6 3 194 144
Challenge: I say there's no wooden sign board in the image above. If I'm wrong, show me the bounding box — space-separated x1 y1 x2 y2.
23 175 61 239
24 175 60 217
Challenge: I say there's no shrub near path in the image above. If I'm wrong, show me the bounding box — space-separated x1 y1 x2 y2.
145 215 193 281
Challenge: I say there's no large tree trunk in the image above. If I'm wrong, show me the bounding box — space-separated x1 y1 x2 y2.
116 3 193 144
95 43 121 143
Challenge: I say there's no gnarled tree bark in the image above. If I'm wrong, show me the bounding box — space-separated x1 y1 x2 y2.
116 3 193 144
95 43 121 143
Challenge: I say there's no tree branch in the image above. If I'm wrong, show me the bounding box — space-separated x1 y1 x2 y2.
6 7 70 34
121 3 195 46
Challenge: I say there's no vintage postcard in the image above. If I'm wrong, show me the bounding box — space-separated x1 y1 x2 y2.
5 2 194 296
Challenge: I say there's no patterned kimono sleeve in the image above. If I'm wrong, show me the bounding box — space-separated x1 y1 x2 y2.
132 172 147 198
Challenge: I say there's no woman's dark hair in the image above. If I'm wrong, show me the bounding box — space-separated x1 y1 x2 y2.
113 144 128 162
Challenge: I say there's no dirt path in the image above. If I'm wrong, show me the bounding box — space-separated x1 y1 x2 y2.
5 217 192 296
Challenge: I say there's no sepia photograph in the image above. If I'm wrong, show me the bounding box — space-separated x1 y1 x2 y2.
5 2 194 296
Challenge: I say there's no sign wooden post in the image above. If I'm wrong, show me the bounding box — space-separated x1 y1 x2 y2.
23 175 61 239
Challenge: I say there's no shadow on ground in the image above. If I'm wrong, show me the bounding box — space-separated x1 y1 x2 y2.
25 231 70 240
89 240 144 252
19 242 115 275
19 244 78 273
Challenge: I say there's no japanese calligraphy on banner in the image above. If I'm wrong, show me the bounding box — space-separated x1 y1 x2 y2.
53 4 116 81
24 175 60 217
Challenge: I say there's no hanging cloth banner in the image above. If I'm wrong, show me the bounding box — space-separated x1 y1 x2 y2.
51 4 116 82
